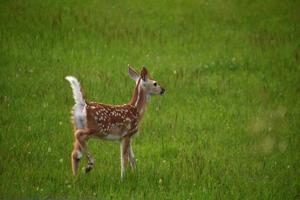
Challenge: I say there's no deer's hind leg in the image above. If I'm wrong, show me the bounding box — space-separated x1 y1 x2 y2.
71 129 90 176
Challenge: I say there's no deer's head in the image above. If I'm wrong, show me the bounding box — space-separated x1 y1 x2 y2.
128 66 165 96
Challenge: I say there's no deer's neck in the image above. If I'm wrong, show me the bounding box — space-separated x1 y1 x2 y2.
129 79 149 117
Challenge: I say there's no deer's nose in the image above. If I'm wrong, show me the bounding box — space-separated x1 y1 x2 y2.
160 87 165 95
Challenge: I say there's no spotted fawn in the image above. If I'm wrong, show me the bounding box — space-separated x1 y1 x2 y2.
65 66 165 179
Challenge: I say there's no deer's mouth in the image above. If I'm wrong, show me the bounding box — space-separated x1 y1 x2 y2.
160 88 165 95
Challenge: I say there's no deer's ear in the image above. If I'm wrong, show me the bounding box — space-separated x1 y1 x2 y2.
141 66 148 81
128 66 139 81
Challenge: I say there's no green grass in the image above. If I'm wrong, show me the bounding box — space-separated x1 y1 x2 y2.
1 0 300 199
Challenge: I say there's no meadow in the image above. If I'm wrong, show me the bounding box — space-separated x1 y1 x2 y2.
0 0 299 199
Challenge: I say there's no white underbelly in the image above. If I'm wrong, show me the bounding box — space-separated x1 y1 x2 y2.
103 134 122 141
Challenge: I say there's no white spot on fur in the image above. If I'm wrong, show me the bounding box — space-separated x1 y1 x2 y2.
125 117 131 122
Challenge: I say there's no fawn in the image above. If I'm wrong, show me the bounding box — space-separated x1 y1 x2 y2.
65 66 165 178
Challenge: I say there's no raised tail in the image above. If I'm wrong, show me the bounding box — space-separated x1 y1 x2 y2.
65 76 87 129
65 76 86 106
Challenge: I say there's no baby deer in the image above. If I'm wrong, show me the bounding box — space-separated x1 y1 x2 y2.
65 66 165 179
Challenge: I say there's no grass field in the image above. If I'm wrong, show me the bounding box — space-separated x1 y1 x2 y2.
1 0 300 199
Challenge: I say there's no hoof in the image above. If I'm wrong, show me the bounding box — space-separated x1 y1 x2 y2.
85 166 93 173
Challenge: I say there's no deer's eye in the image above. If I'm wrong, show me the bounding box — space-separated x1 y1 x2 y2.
153 82 157 86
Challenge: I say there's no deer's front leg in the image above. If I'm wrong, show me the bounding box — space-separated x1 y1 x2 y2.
128 144 136 170
120 136 130 179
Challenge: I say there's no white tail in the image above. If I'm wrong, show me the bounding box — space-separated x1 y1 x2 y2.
65 76 85 106
65 76 87 129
